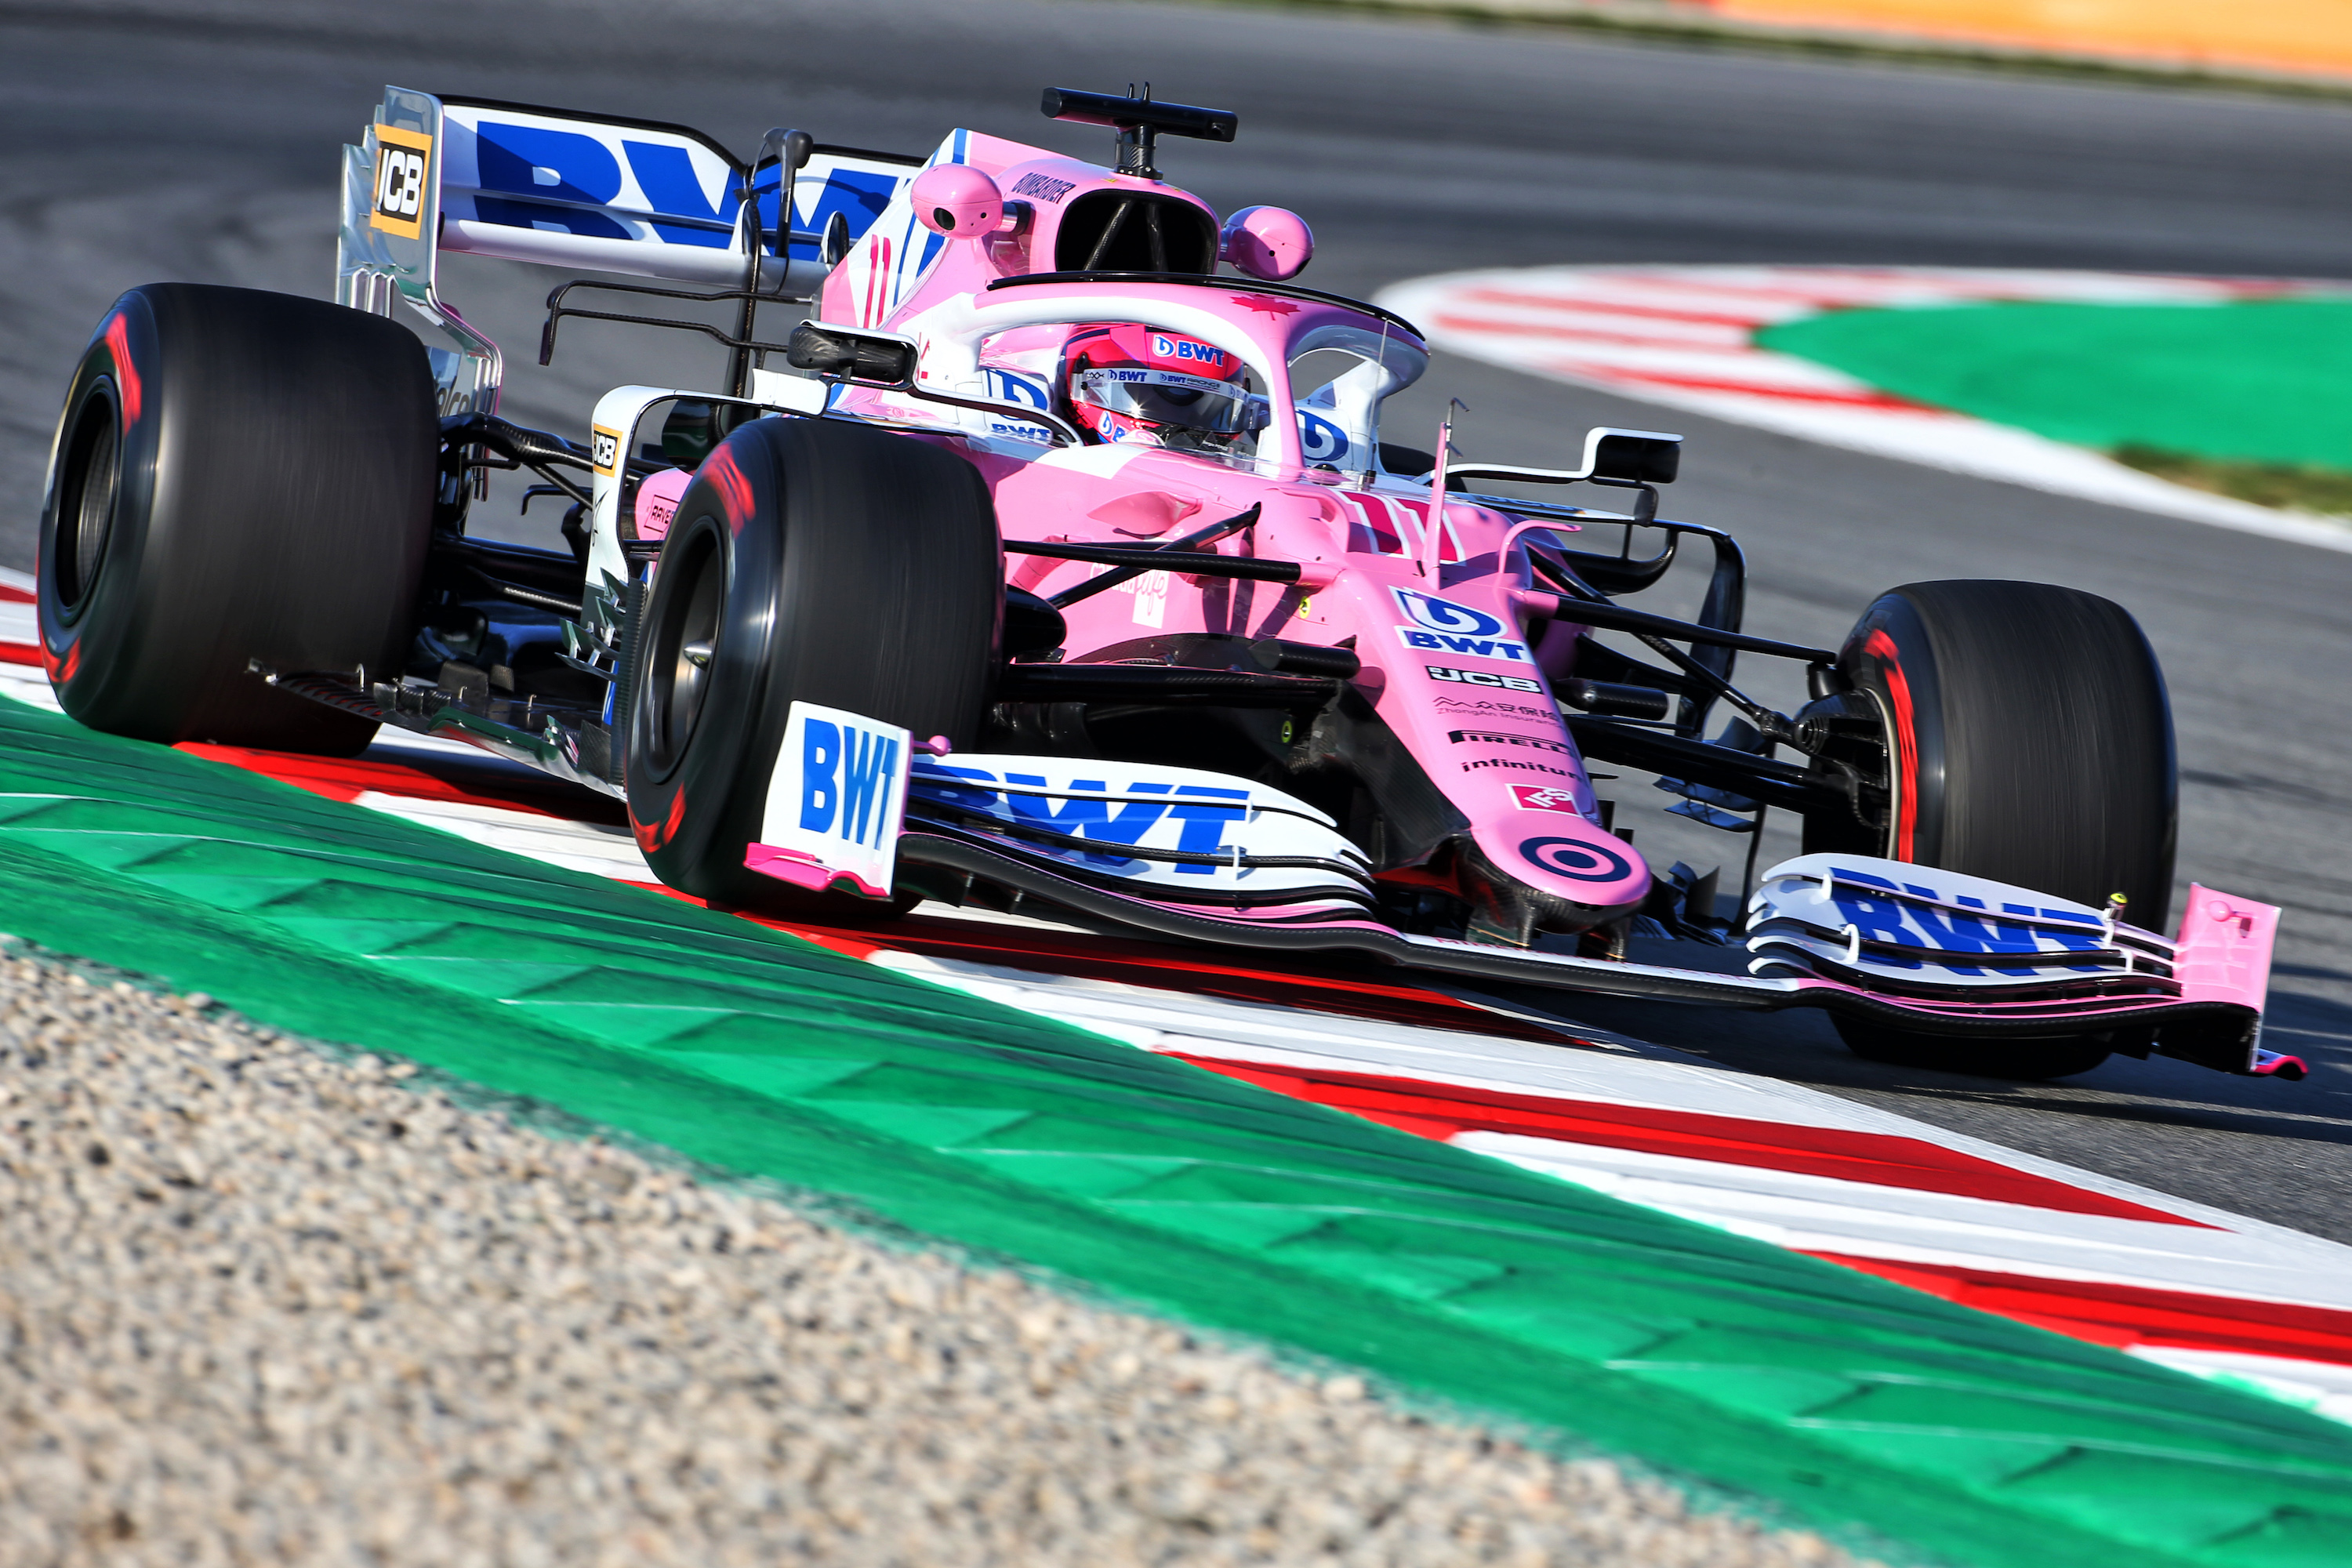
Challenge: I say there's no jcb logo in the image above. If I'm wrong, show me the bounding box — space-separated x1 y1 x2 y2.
376 151 423 216
369 123 434 241
590 427 621 476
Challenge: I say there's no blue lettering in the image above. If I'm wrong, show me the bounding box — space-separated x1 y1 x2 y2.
1004 775 1172 848
1393 590 1504 638
1298 411 1348 462
1170 786 1249 874
799 720 840 832
1439 634 1525 661
988 371 1049 410
911 763 1000 814
775 166 898 263
1898 887 1998 954
1401 626 1526 661
841 731 898 844
475 122 622 202
622 140 729 248
1831 894 1923 969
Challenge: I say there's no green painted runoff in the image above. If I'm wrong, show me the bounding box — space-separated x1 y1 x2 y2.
1759 298 2352 470
4 692 2351 1567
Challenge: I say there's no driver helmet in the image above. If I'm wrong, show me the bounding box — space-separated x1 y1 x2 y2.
1062 325 1265 451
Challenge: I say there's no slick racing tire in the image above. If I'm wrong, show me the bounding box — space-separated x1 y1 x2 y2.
623 416 1000 911
38 283 436 754
1806 579 2176 1080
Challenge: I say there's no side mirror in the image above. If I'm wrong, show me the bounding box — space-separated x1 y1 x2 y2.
909 164 1004 238
1582 426 1681 485
1220 206 1312 281
785 321 918 389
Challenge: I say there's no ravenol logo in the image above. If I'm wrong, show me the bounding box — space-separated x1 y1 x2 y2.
914 766 1247 876
1151 335 1229 370
758 702 911 895
1392 588 1530 664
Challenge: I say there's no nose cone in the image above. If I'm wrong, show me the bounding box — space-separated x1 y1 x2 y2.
1459 818 1651 944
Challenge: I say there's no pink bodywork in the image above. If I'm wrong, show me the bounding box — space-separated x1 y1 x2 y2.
1219 205 1314 281
2172 884 2281 1011
811 130 1652 929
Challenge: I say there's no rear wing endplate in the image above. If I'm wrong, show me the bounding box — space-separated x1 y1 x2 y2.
336 85 921 415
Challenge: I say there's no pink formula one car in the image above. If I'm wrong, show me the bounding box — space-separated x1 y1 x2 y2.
36 85 2300 1086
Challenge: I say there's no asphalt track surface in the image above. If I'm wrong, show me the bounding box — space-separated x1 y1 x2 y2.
4 0 2350 1241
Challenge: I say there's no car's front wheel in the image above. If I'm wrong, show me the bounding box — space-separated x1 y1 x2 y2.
622 416 1000 911
1801 579 2176 1080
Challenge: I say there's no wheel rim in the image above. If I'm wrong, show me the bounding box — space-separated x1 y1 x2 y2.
53 384 120 613
641 526 724 777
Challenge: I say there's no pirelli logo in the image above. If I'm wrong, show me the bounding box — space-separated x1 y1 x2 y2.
369 122 434 241
1449 728 1572 753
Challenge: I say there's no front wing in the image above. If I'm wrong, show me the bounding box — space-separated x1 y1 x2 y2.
744 745 2299 1082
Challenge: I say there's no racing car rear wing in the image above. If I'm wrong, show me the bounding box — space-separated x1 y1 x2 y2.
336 85 921 416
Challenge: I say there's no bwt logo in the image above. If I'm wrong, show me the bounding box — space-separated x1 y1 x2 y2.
1298 411 1348 463
1392 588 1530 663
916 767 1248 875
799 719 902 848
761 703 910 896
1394 588 1504 636
1152 335 1229 369
986 369 1050 410
1825 866 2107 974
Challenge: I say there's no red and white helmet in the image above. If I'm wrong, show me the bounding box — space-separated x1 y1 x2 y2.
1062 325 1265 451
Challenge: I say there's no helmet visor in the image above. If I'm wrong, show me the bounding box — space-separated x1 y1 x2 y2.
1073 367 1260 434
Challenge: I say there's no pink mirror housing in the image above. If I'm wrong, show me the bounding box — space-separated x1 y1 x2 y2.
1219 205 1313 281
911 165 1005 238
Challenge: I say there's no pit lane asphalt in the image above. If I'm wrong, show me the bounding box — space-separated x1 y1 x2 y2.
4 0 2349 1240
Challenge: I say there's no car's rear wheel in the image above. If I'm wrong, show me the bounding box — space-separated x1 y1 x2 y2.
1802 579 2176 1080
623 417 1000 912
38 283 437 753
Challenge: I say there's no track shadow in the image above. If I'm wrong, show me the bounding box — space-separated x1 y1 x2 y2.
1464 950 2352 1243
